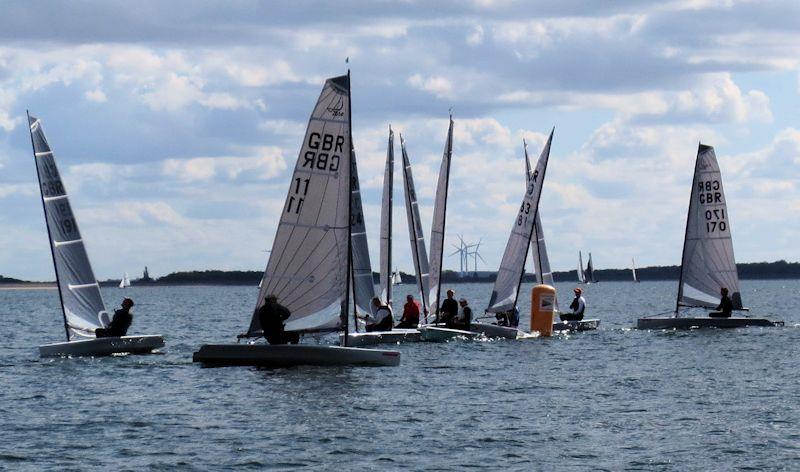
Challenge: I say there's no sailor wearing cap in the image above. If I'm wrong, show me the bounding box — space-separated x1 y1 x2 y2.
561 288 586 322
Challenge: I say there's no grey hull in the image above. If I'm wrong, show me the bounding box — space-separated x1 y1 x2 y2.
192 344 401 367
468 322 522 339
637 317 783 330
419 326 480 342
39 335 164 358
340 329 421 347
552 319 601 332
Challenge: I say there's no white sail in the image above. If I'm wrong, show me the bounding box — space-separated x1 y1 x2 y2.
631 258 638 282
586 253 596 283
29 114 108 340
524 140 557 309
578 251 585 283
248 74 352 334
400 134 430 315
428 117 454 317
392 270 402 285
119 272 130 288
379 127 394 304
487 129 554 314
349 148 376 317
677 144 743 310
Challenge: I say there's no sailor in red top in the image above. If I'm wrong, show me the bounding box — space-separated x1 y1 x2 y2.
396 294 421 328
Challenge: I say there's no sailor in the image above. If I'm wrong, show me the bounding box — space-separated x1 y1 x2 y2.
495 306 521 327
439 289 459 324
561 288 585 322
95 298 134 338
366 297 393 332
709 287 733 318
257 294 299 344
396 294 420 328
448 298 472 330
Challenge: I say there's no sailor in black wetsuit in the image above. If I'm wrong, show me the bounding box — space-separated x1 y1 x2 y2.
257 295 299 344
438 289 459 325
709 287 733 318
95 298 134 337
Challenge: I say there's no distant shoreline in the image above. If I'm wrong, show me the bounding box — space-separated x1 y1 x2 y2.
2 260 798 288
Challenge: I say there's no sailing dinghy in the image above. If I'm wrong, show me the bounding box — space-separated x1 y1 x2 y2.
29 113 163 358
637 144 782 330
341 126 419 347
118 272 130 288
192 74 399 366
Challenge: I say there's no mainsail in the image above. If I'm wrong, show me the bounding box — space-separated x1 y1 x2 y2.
487 129 554 314
676 144 743 310
631 258 639 282
350 148 376 317
400 134 430 316
578 251 585 283
586 253 596 283
379 127 394 304
28 114 108 341
119 272 131 288
249 74 352 334
524 139 558 311
428 116 454 317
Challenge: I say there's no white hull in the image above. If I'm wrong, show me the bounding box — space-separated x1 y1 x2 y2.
39 335 164 358
419 326 480 342
192 343 401 367
340 329 421 347
468 322 522 339
552 319 601 332
637 316 782 330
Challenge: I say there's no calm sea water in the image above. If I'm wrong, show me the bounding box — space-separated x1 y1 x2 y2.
1 280 798 471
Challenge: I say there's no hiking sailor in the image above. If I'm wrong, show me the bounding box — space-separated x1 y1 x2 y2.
396 294 421 329
447 298 472 331
709 287 733 318
95 298 134 338
366 297 394 332
561 288 586 322
439 289 459 324
257 294 299 344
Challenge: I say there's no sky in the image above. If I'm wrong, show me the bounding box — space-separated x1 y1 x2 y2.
0 0 798 281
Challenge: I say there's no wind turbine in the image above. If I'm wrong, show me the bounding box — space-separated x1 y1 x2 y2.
467 239 486 276
448 234 475 277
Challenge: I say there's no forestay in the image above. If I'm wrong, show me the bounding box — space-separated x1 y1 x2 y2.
400 135 430 314
350 148 376 316
487 129 553 314
524 140 558 311
677 144 743 310
428 117 454 316
249 75 351 334
29 114 108 340
379 127 394 304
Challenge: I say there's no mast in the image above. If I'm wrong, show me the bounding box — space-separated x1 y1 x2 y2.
343 69 352 347
28 111 70 342
674 142 702 316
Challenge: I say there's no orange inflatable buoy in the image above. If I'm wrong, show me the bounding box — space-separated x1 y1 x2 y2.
531 284 556 336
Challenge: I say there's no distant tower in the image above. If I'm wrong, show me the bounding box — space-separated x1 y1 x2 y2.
142 266 152 282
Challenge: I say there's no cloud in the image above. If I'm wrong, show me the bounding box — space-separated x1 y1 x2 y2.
161 146 287 182
407 74 454 99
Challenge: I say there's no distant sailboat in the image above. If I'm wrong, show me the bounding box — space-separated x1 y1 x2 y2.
193 73 400 366
29 113 163 357
585 252 597 283
119 272 131 289
391 270 403 285
637 143 782 329
577 251 586 283
631 258 639 283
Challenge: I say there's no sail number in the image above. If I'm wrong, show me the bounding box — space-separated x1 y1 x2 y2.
704 208 727 233
41 179 65 197
301 132 345 172
697 180 723 204
285 178 310 215
517 201 531 226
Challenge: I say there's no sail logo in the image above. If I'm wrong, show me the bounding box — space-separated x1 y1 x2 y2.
327 96 345 117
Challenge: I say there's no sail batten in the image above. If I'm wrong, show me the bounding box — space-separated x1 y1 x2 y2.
248 75 352 335
28 114 108 341
676 144 742 311
428 117 454 316
400 134 430 315
487 129 554 314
